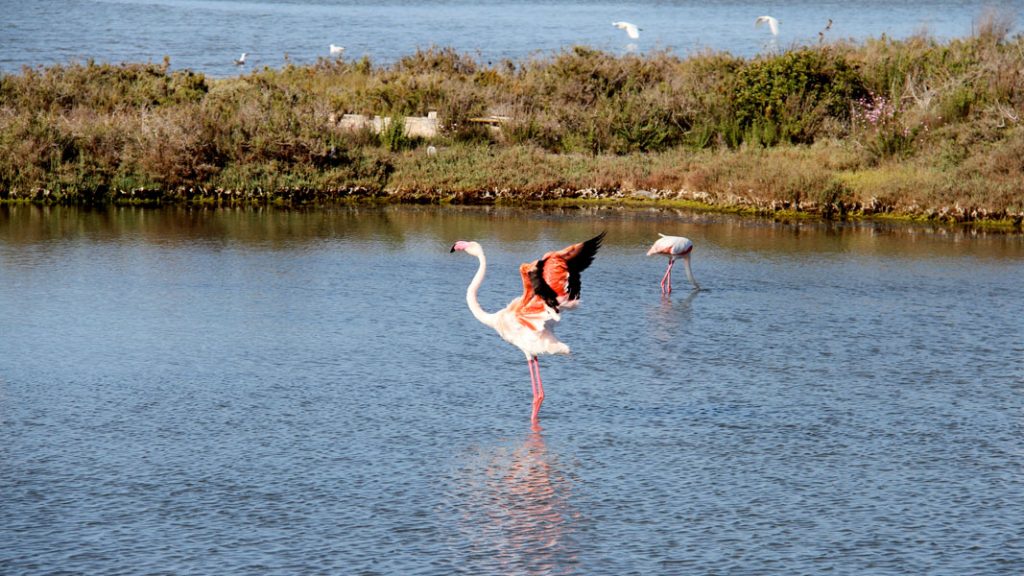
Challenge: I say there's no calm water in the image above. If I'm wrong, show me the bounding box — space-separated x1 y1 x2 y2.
3 0 1024 76
1 204 1022 574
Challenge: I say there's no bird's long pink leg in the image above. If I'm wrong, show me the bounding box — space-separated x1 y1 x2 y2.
661 259 675 294
529 357 545 423
528 357 539 400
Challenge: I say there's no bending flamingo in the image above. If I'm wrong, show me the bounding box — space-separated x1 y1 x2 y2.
451 232 605 424
647 233 700 293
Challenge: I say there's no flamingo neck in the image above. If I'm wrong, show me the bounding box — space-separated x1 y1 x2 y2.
467 250 497 327
681 253 700 290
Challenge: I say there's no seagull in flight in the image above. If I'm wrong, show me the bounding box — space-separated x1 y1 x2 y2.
612 21 641 39
234 52 247 66
755 15 780 36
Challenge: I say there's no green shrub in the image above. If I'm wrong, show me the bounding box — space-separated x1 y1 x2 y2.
0 61 208 113
609 94 681 153
939 84 976 121
396 47 477 75
379 114 414 151
684 123 716 150
732 49 867 143
744 119 782 148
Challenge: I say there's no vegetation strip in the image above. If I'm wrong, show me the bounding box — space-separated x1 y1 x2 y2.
1 15 1022 228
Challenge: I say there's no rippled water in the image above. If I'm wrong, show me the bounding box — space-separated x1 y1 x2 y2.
1 205 1022 574
4 0 1024 76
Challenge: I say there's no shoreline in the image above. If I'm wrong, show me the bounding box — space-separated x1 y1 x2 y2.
3 185 1021 231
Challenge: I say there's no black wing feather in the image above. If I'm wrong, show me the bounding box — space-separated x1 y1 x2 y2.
566 231 605 301
528 258 561 311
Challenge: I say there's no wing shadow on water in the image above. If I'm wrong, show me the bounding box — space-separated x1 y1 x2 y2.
442 429 581 574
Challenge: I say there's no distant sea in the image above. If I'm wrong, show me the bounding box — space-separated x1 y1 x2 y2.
3 0 1023 76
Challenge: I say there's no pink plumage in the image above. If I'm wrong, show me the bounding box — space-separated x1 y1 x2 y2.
451 232 605 425
647 233 700 293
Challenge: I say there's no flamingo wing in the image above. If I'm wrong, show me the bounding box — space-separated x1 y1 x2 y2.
528 231 606 311
528 259 563 311
512 263 558 331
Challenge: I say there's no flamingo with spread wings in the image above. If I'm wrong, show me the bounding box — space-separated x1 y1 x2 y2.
451 232 605 425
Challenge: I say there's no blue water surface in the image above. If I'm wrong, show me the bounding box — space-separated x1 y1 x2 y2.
3 0 1024 75
1 205 1022 574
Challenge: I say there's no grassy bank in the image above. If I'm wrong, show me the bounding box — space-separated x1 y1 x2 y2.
1 15 1022 227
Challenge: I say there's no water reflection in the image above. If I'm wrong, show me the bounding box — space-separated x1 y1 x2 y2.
2 205 1021 261
0 204 412 248
661 287 701 310
646 289 701 346
449 430 580 574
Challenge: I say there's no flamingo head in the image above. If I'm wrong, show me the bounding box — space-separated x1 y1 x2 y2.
450 240 482 256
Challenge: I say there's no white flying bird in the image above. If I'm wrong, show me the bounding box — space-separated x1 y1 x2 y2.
234 52 247 66
755 15 780 36
329 44 345 55
612 21 640 39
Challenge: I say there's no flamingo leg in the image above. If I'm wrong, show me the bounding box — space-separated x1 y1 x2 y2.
528 357 539 399
529 357 545 423
660 259 675 294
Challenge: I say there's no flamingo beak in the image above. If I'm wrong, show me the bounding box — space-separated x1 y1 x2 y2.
450 241 468 252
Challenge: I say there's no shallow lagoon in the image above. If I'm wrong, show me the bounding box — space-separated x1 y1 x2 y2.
1 205 1022 574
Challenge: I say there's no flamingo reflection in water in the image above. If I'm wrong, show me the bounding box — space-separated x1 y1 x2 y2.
448 431 581 574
